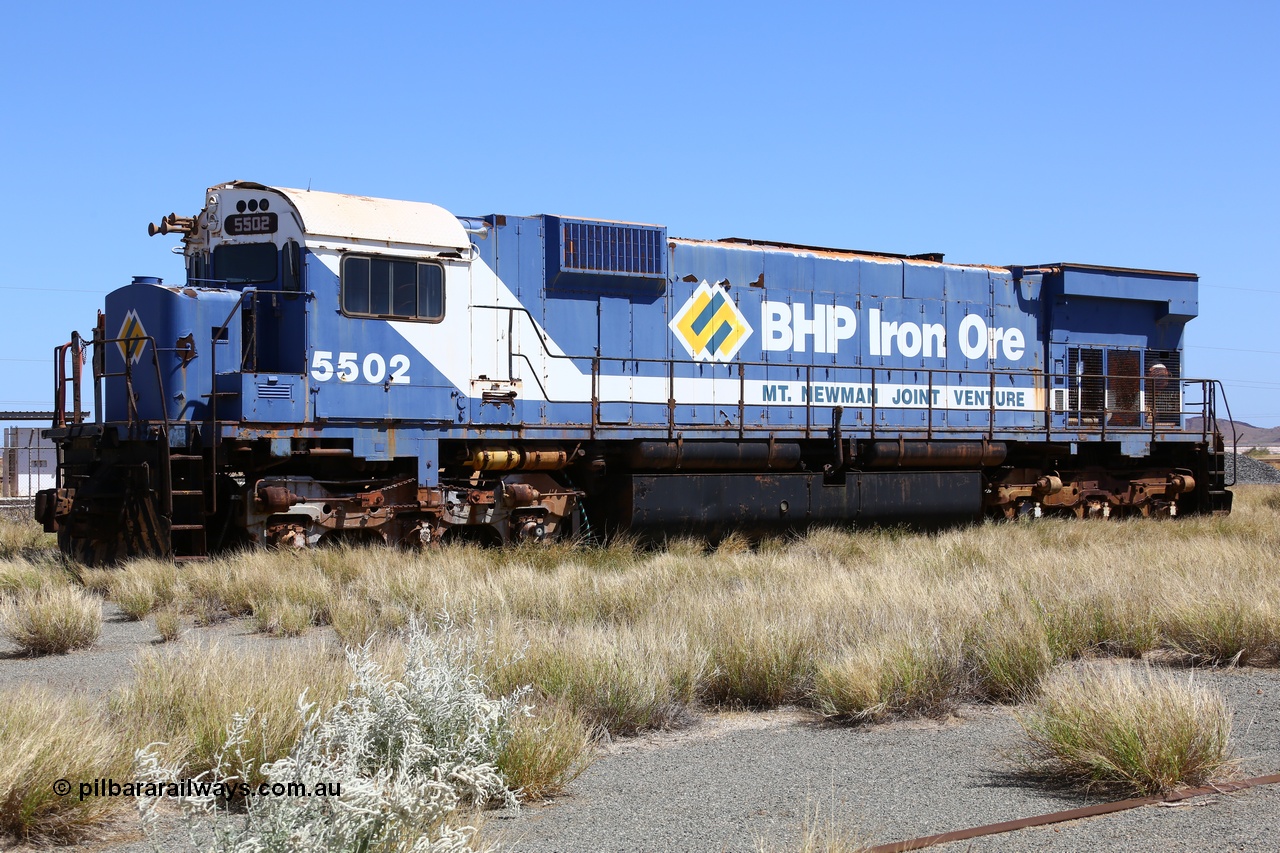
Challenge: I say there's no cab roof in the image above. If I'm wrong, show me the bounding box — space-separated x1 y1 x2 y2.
213 181 469 250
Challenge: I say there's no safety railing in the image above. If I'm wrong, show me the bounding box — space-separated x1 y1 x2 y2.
474 303 1228 444
54 330 171 438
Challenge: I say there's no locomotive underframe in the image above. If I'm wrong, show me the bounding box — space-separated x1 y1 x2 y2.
36 420 1230 564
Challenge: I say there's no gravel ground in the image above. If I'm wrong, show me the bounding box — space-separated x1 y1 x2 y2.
1224 454 1280 484
493 665 1280 853
0 603 335 700
0 603 157 699
2 590 1277 851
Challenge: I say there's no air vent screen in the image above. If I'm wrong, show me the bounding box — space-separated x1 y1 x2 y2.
561 221 664 276
258 384 292 400
545 215 667 296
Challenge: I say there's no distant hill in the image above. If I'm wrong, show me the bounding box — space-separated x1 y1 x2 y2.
1187 418 1280 448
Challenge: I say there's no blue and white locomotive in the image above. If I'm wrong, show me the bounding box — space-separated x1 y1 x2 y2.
38 181 1232 563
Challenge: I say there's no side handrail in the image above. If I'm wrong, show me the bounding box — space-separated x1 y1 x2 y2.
1212 379 1237 487
207 290 251 516
471 302 1221 439
52 333 85 427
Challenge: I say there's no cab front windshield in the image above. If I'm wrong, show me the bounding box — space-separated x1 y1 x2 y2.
212 243 277 287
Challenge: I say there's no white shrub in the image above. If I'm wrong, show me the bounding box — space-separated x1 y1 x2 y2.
138 616 528 852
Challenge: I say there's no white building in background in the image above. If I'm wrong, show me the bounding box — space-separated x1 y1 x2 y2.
3 428 55 497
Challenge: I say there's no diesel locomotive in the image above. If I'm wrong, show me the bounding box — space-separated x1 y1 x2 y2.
37 181 1233 563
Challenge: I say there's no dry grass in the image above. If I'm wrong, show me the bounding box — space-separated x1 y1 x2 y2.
965 606 1054 703
253 597 318 637
1 586 101 654
493 622 704 735
110 641 350 783
1014 663 1238 794
76 567 116 596
0 519 54 559
699 605 819 709
1159 578 1280 666
0 558 61 599
814 631 963 722
497 701 596 800
108 558 180 621
794 803 868 853
84 486 1280 738
153 604 182 642
0 488 1273 839
0 686 131 841
758 792 869 853
329 592 407 646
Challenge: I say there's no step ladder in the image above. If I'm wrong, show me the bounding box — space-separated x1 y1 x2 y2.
167 452 209 562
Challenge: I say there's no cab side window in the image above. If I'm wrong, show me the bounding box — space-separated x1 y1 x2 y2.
341 255 444 321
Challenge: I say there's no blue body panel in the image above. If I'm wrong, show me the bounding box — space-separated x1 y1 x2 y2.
104 284 243 424
455 221 1188 444
101 214 1203 470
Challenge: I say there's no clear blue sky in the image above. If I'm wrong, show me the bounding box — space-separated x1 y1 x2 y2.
3 2 1277 426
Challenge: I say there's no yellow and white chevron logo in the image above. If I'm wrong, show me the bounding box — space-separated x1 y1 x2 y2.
669 281 752 362
117 309 148 365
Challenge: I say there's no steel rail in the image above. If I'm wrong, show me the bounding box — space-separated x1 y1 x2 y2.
866 772 1280 853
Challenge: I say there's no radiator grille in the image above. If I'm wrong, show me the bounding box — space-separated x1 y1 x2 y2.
1107 350 1142 425
1066 347 1183 425
1068 347 1105 421
1145 349 1181 424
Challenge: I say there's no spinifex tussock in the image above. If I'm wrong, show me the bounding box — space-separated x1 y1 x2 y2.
328 591 407 647
0 585 101 654
964 606 1053 703
1262 489 1280 513
494 622 704 735
1157 568 1280 666
700 611 818 709
253 597 317 637
76 566 116 597
111 640 349 784
344 551 451 617
1014 663 1237 794
1036 591 1159 661
1024 553 1160 661
1160 599 1279 666
234 552 335 624
152 604 182 642
0 557 58 600
813 629 962 722
0 519 53 560
497 701 595 800
0 687 131 841
109 558 180 621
